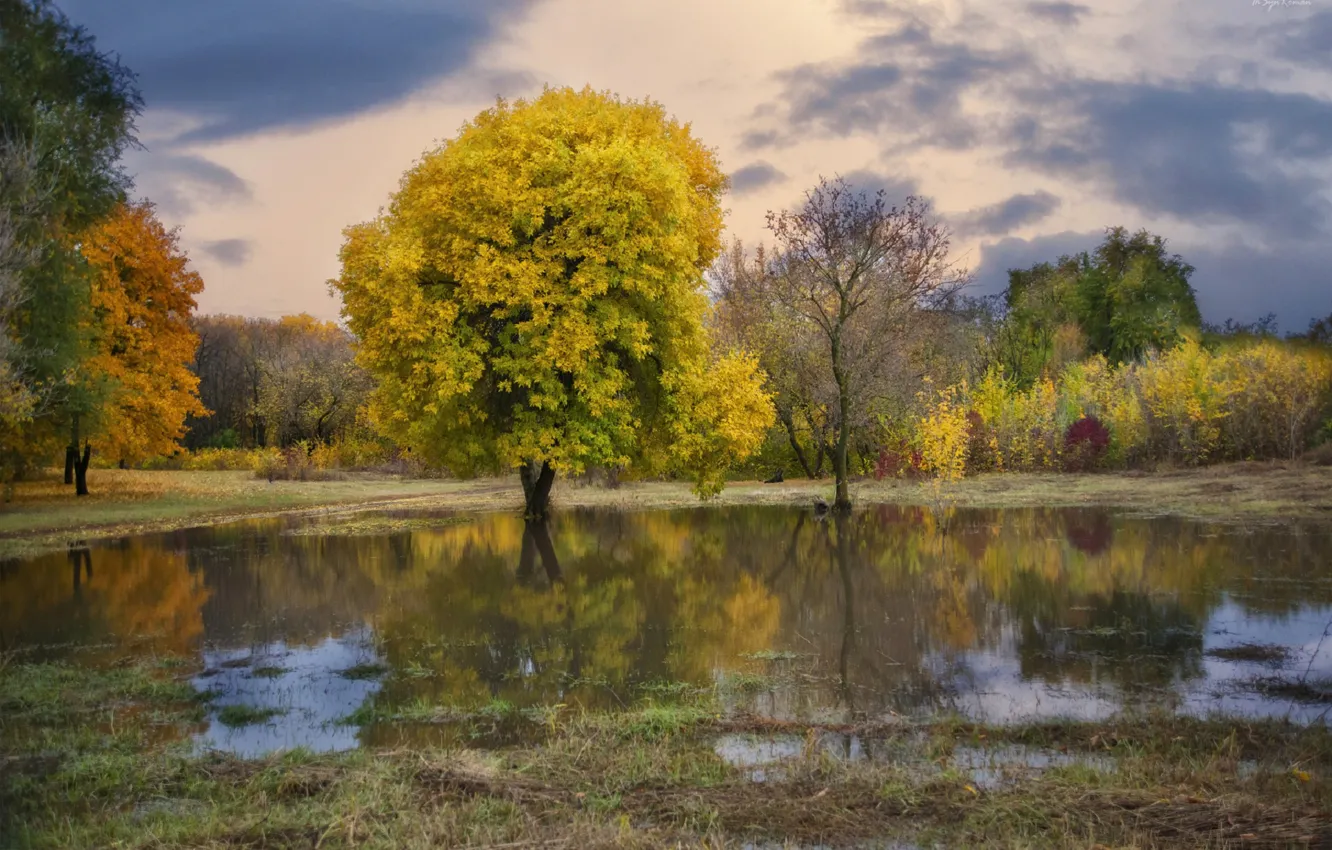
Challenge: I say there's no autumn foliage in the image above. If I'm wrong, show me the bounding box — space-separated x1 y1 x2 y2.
333 87 773 508
79 201 206 464
900 339 1332 479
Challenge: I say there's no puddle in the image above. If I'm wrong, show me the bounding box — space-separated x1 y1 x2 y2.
192 629 383 757
950 744 1115 789
4 506 1331 756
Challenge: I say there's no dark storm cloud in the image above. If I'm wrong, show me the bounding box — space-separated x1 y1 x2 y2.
730 161 787 196
59 0 539 143
1184 239 1332 330
200 238 254 267
1004 82 1332 238
954 191 1061 237
133 154 253 217
1026 2 1091 27
750 19 1031 150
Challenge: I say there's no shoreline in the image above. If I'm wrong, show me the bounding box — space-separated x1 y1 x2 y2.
2 461 1329 559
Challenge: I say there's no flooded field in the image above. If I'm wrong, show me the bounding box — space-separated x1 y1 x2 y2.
3 505 1331 756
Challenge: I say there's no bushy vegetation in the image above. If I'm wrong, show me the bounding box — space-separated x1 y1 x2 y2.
901 339 1332 480
726 223 1332 490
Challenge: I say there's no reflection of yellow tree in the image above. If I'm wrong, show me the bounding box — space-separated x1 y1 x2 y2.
368 512 781 709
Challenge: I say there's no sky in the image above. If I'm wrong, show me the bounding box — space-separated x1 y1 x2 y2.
60 0 1332 332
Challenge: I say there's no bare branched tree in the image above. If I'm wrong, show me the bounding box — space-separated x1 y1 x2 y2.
762 176 968 509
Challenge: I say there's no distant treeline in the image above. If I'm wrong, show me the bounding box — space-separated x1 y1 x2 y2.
185 314 371 451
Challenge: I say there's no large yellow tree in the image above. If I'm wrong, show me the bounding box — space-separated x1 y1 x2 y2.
333 87 773 518
77 200 206 473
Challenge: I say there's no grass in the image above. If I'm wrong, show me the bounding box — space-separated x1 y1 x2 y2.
215 704 286 727
337 662 390 681
5 655 1331 848
4 460 1330 558
1206 643 1293 665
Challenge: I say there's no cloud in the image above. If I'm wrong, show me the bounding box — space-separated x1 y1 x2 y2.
730 161 787 196
59 0 541 143
200 238 253 267
1003 82 1332 239
130 153 253 218
954 191 1061 237
969 230 1100 297
1026 2 1090 27
1181 238 1332 330
1255 9 1332 73
749 18 1032 150
837 169 920 201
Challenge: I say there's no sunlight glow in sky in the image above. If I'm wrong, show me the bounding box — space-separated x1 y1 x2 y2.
61 0 1332 330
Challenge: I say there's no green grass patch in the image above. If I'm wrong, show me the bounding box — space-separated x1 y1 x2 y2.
215 704 286 727
337 662 390 680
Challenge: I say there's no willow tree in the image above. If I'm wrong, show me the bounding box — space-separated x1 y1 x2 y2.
332 87 773 519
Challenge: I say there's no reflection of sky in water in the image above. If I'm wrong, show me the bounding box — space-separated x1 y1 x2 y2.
924 598 1332 723
193 628 382 758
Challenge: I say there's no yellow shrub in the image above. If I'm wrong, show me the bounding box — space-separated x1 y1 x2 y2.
1136 340 1232 464
1217 342 1332 460
916 381 971 481
969 368 1061 471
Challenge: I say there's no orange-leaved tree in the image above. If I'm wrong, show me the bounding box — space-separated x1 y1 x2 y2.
70 200 206 488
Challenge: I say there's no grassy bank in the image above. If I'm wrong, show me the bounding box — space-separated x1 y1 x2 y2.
2 461 1330 558
2 657 1330 848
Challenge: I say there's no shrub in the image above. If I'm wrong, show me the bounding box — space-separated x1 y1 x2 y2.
916 381 971 481
255 445 344 481
1063 415 1110 472
874 440 924 480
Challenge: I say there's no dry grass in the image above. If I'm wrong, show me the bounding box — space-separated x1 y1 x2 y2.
2 461 1329 558
5 657 1332 848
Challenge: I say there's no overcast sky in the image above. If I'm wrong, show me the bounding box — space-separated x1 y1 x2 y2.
61 0 1332 331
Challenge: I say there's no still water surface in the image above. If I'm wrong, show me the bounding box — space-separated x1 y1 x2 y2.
3 506 1330 754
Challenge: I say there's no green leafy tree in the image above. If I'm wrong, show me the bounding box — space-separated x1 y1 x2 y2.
0 0 141 484
332 87 774 519
1000 228 1201 376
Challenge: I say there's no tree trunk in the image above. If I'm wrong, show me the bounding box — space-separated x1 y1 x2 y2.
779 410 817 479
528 519 563 584
523 461 556 521
65 413 79 485
75 442 91 496
830 341 852 512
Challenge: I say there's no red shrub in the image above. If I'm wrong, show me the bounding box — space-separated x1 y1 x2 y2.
1064 415 1111 472
875 440 925 480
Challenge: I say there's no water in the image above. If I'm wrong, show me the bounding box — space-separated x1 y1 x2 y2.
3 505 1331 755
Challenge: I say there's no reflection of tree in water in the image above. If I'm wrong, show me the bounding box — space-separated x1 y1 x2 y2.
1064 510 1114 556
3 505 1329 720
1013 581 1204 689
0 539 208 656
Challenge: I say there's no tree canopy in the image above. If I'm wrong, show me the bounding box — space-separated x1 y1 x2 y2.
332 87 773 516
0 0 142 484
999 227 1202 381
78 201 205 464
